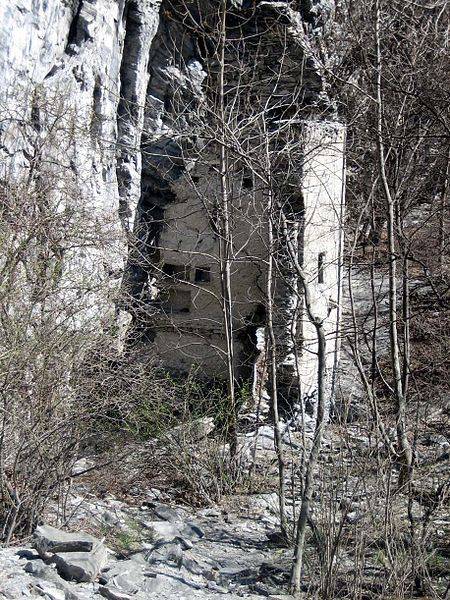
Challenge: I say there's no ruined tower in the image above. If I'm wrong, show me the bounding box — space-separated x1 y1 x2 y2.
123 1 346 406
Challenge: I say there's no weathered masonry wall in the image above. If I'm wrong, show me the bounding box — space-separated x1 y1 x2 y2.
298 122 346 405
120 0 347 408
140 121 346 408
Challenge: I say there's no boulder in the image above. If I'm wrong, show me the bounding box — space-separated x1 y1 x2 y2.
24 559 82 600
52 542 108 583
34 525 99 558
24 558 50 576
151 504 182 523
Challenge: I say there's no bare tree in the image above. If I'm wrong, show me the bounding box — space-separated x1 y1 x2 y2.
327 0 450 595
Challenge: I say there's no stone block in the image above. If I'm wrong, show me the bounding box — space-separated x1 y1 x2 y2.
52 542 108 583
34 525 99 558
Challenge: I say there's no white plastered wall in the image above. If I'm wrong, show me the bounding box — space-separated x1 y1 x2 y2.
298 121 346 403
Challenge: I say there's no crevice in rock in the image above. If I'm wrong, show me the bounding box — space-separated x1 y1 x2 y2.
90 75 103 138
116 0 156 232
117 1 144 134
65 0 89 55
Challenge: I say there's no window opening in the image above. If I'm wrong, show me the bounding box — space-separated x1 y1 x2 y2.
243 176 253 190
164 288 191 313
195 267 211 283
318 252 325 283
162 263 189 279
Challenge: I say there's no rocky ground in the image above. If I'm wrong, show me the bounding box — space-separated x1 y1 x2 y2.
1 410 447 600
0 264 448 600
0 480 295 600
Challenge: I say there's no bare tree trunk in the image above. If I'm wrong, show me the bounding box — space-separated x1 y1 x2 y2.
265 131 288 537
401 254 410 401
438 146 449 277
374 0 412 487
274 210 327 596
290 320 326 596
217 0 237 455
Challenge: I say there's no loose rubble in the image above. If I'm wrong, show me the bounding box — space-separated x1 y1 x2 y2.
0 490 293 600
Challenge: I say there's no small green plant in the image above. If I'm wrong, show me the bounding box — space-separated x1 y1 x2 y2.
102 517 155 557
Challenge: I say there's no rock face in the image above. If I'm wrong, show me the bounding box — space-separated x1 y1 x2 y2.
0 0 162 333
0 0 344 408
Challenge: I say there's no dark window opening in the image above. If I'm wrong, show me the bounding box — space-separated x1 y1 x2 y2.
243 176 253 190
162 263 189 279
195 267 211 283
318 252 325 284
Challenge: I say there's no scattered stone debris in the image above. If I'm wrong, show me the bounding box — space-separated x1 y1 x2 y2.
0 495 293 600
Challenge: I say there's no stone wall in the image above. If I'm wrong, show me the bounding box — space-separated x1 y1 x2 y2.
299 121 346 406
139 122 346 405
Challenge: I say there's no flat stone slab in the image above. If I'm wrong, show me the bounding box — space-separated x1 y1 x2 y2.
151 504 182 523
34 525 99 557
52 543 108 583
99 587 133 600
99 560 162 596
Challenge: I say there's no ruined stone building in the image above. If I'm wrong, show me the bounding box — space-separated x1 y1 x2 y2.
130 119 345 402
124 1 346 404
0 0 345 407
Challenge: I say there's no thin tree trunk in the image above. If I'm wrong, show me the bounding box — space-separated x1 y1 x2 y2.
275 210 327 596
438 146 449 277
374 0 412 487
217 1 237 454
401 254 410 400
290 321 326 596
265 130 288 537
